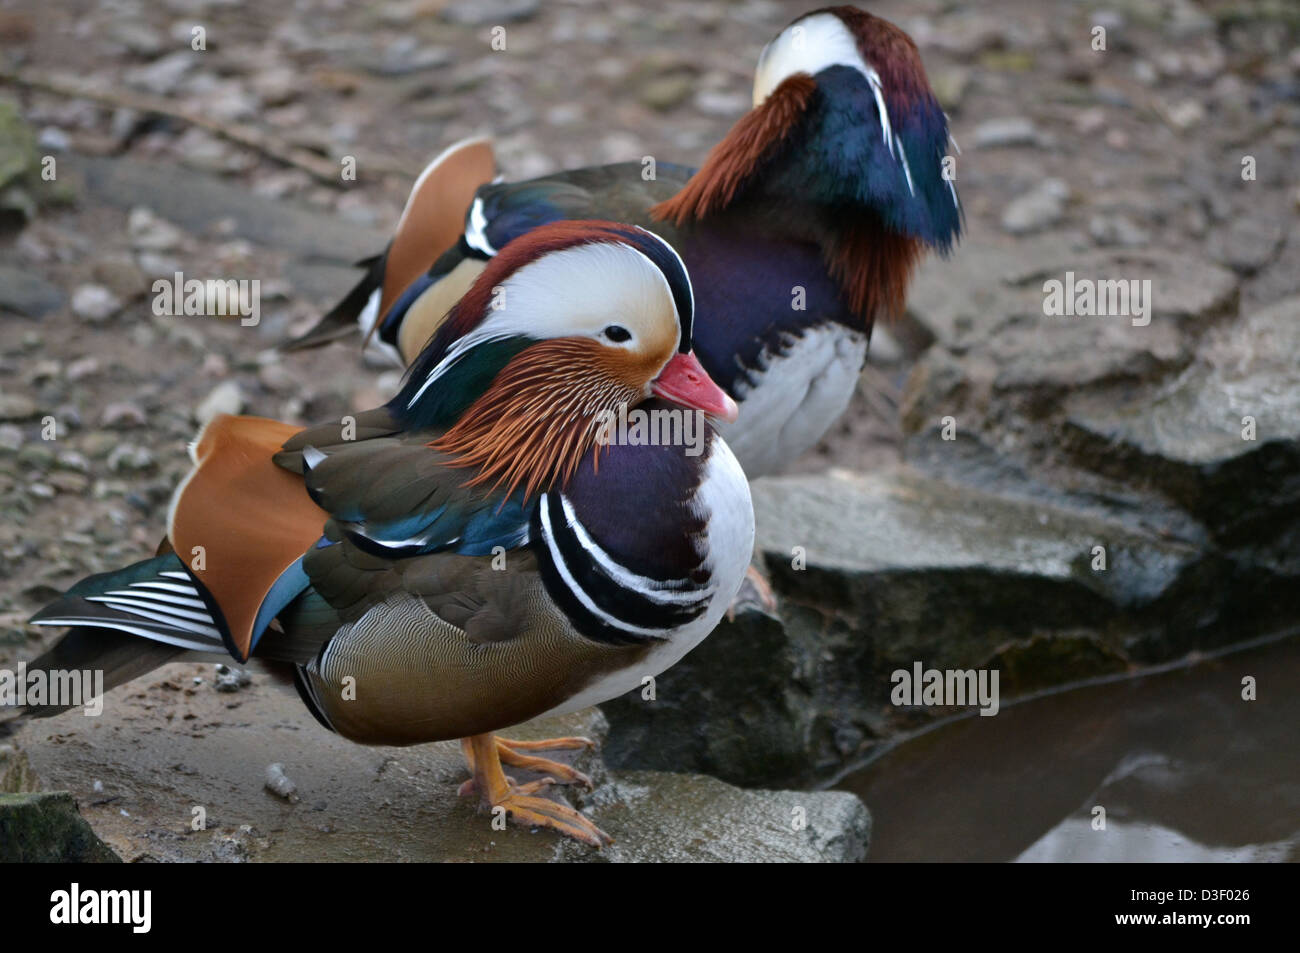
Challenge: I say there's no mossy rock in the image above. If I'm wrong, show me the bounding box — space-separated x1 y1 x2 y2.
0 792 122 862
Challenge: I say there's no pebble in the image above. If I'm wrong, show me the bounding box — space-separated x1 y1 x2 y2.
442 0 540 26
71 284 122 323
54 449 90 473
214 664 253 693
264 762 299 801
1089 213 1149 247
37 127 70 151
972 117 1039 148
128 207 186 253
641 75 693 111
106 444 156 473
1001 178 1069 235
0 395 39 422
65 356 102 381
123 51 196 95
101 402 148 429
257 362 295 394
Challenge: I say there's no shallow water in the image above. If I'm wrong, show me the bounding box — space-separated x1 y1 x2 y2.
836 635 1300 862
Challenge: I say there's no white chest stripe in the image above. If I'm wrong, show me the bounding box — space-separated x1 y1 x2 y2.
539 494 683 639
558 495 711 606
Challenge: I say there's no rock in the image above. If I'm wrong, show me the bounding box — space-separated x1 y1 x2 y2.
694 88 749 117
1001 178 1069 234
0 394 38 421
907 243 1237 364
1 745 41 793
91 255 148 300
70 284 122 323
604 466 1222 783
106 444 155 473
559 772 871 863
930 67 971 111
100 402 148 429
37 126 70 152
0 100 38 192
1208 218 1285 274
1063 295 1300 545
0 265 64 318
195 380 244 424
256 361 295 394
442 0 539 26
1089 213 1150 247
264 763 299 801
110 21 166 58
0 792 122 862
127 206 186 252
214 663 252 692
972 116 1039 148
640 75 694 111
368 37 453 76
13 666 868 862
124 51 196 95
83 156 385 263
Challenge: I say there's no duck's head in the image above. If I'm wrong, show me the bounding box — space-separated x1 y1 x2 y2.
658 6 960 252
393 220 735 497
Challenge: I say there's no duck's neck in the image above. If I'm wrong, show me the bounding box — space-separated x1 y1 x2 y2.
429 338 641 500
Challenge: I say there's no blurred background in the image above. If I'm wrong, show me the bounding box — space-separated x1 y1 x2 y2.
0 0 1297 861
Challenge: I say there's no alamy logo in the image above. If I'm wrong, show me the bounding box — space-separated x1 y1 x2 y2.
891 662 1000 716
50 883 151 933
1042 271 1152 327
152 271 260 326
0 664 103 716
593 403 708 457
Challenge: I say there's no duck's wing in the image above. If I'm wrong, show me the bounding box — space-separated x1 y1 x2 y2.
281 136 498 357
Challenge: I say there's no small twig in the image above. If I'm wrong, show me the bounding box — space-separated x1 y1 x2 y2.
0 67 415 185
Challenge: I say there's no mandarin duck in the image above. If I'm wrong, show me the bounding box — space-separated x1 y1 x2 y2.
288 5 961 479
15 222 754 847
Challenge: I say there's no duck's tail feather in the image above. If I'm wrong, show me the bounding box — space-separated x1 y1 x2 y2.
280 253 385 352
8 552 229 727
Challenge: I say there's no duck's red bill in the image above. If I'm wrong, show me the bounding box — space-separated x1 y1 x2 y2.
651 351 739 423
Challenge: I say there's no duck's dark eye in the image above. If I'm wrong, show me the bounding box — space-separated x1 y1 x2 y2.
603 325 631 343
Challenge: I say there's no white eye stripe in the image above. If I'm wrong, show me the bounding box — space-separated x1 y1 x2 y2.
407 239 685 407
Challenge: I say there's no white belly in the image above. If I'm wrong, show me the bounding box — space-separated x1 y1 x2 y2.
720 324 868 478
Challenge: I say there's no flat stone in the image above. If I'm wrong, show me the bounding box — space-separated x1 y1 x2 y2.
81 156 385 265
